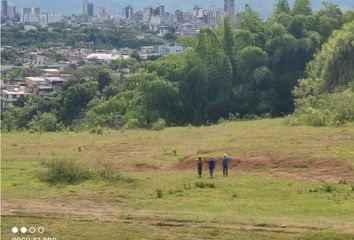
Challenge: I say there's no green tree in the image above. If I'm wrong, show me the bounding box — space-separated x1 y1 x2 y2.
317 1 343 20
274 0 290 15
28 112 61 132
97 71 112 92
224 17 235 59
60 81 98 125
292 0 313 16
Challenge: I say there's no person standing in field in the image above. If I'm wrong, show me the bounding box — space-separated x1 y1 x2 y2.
208 158 216 178
197 157 203 178
222 154 229 176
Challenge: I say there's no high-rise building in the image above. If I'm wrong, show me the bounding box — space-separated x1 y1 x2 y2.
153 4 164 16
82 1 94 17
23 7 31 15
7 0 15 20
98 7 108 21
87 2 93 17
175 10 183 23
2 0 8 17
224 0 235 22
122 5 133 20
33 7 41 15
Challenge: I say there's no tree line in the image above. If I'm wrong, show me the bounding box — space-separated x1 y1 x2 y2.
2 0 354 131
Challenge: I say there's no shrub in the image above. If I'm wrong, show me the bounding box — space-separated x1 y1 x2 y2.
151 118 166 131
123 118 140 130
96 127 103 134
290 89 354 126
28 112 62 132
156 188 163 198
322 183 335 193
228 112 240 121
195 181 215 189
217 117 227 124
89 126 104 134
43 159 92 184
183 183 191 190
96 163 121 182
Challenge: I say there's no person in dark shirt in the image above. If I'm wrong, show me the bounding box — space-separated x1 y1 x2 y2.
222 154 229 176
208 158 216 178
197 157 203 178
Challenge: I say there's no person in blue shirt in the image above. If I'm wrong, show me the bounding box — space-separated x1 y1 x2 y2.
222 154 229 176
208 158 216 178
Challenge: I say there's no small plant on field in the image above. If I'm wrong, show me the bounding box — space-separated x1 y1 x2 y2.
195 181 216 189
351 185 354 192
96 163 121 182
151 118 166 131
232 192 239 198
90 127 103 134
96 127 103 134
156 188 163 198
322 183 336 193
172 149 177 156
183 183 191 190
309 188 318 193
169 189 183 194
43 159 92 184
338 180 347 185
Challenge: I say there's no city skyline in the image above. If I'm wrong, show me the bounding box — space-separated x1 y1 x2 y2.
11 0 354 18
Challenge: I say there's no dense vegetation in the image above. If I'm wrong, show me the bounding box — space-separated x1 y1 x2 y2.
289 20 354 126
0 23 164 49
2 0 354 131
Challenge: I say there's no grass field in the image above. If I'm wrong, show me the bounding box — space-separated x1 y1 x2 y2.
2 119 354 239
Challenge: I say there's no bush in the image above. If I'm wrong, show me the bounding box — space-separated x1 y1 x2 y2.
195 181 216 189
90 127 104 134
123 118 140 130
217 117 227 124
96 165 121 182
43 159 92 184
322 184 336 193
28 112 62 132
290 89 354 126
156 188 163 198
151 118 166 131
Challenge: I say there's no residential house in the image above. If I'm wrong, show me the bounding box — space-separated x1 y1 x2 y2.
1 86 29 108
43 69 60 77
33 85 55 97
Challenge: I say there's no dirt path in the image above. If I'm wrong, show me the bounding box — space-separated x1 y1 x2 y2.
3 198 349 236
168 155 354 183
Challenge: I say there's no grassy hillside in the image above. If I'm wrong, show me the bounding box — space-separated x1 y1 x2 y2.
2 119 354 239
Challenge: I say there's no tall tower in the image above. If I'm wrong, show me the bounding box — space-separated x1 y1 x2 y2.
224 0 235 22
87 2 94 17
82 1 93 17
2 0 8 17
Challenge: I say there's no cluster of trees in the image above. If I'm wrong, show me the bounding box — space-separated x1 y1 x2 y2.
88 0 353 127
1 24 163 49
2 0 354 131
290 21 354 126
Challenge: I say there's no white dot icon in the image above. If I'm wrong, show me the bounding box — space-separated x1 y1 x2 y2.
21 227 27 233
11 227 18 233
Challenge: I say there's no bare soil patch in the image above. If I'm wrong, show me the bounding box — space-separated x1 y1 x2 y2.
172 155 354 183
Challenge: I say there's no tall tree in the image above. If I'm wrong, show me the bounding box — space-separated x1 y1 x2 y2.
274 0 290 15
97 71 112 92
224 16 235 59
292 0 313 16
